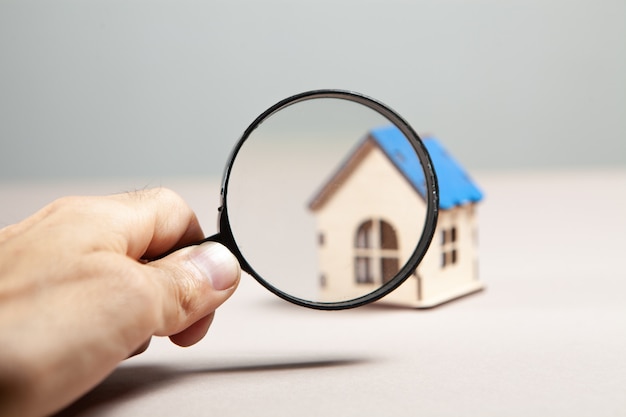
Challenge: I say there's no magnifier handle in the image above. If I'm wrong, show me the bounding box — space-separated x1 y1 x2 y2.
145 234 222 262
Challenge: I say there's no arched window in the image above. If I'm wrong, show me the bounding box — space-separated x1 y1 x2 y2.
354 219 400 285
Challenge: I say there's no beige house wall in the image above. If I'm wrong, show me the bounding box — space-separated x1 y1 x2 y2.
315 145 426 302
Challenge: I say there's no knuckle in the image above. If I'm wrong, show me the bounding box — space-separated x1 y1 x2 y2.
44 195 82 215
126 187 181 205
150 261 207 333
43 195 110 223
175 270 200 316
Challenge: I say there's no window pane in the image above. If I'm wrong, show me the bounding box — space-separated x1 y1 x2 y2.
355 257 372 283
380 220 398 249
381 257 399 284
355 220 373 248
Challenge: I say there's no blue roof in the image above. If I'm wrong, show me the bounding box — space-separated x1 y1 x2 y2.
370 125 483 209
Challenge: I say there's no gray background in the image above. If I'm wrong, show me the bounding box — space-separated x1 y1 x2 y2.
1 0 624 180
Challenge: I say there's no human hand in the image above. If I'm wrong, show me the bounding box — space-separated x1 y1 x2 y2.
0 188 241 417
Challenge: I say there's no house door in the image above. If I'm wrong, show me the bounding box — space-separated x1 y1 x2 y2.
355 219 400 285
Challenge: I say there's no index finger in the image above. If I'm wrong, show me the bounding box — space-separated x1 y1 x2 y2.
1 188 204 261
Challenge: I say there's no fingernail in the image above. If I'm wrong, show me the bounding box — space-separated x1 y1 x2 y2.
189 242 240 290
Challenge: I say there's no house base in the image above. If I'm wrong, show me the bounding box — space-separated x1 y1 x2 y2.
377 280 485 309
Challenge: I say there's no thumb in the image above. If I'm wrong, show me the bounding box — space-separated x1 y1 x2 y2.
146 241 241 338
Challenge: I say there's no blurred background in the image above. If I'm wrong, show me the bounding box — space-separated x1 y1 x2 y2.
0 0 624 180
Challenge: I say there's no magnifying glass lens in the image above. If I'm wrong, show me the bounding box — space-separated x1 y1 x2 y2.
223 95 434 307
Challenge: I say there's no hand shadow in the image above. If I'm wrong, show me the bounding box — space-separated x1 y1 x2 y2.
55 356 369 416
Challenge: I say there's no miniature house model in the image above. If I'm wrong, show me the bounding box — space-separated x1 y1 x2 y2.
308 126 484 308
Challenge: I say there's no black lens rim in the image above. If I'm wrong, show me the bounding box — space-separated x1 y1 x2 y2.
214 89 439 310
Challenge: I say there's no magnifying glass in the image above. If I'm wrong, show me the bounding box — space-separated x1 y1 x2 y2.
203 89 438 310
